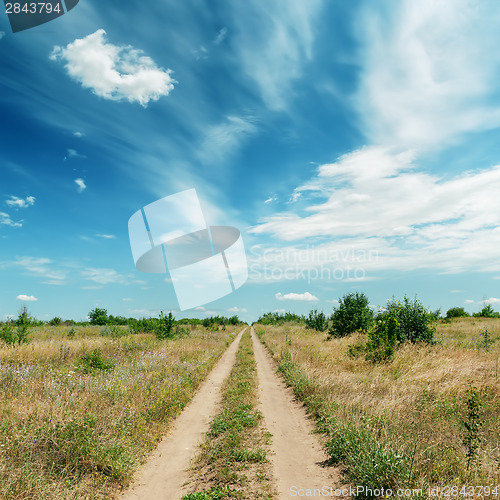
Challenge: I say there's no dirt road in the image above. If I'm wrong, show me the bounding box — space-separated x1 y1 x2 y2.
120 328 245 500
250 327 344 499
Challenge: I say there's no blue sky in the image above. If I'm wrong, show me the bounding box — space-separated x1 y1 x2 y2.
1 0 500 323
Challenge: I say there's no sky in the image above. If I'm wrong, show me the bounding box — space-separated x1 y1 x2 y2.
1 0 500 323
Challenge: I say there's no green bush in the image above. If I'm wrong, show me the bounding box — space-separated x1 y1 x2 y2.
1 307 33 345
0 324 17 346
328 292 373 338
305 309 328 332
365 311 398 363
78 348 114 373
446 307 469 319
381 296 435 344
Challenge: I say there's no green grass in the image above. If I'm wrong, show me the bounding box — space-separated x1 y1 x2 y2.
0 325 237 499
183 330 275 499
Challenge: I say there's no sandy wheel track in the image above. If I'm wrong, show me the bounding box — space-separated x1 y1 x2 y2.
120 328 245 500
250 327 345 499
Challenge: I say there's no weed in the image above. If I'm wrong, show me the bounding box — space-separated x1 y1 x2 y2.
462 383 485 470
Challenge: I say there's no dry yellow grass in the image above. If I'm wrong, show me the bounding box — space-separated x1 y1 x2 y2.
0 325 238 500
256 318 500 493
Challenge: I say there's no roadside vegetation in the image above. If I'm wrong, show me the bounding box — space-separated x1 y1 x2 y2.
254 313 500 498
183 329 275 500
0 316 240 500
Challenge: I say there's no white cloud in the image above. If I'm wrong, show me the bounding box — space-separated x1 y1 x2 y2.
355 1 500 149
275 291 318 302
75 178 86 192
227 306 247 313
96 234 116 239
6 196 35 208
249 146 500 275
0 32 5 40
0 212 22 227
73 131 84 137
464 299 475 304
65 148 86 160
50 29 176 107
451 290 464 294
214 27 228 45
122 298 133 302
264 195 277 204
17 295 38 302
484 297 500 305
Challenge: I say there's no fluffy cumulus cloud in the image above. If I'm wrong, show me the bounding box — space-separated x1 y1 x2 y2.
50 29 175 106
17 294 38 301
275 291 318 301
6 196 35 208
75 178 86 192
250 146 500 275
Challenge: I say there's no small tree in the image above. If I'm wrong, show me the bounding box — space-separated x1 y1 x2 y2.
155 311 175 340
305 309 328 332
88 307 108 325
473 304 500 318
0 306 33 345
328 292 373 338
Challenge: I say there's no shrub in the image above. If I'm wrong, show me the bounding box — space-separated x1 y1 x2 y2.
88 307 109 325
155 311 175 340
328 292 373 338
49 316 62 326
381 296 435 344
0 324 16 346
100 325 128 339
78 348 114 373
305 309 328 332
365 310 398 363
446 307 469 319
1 307 33 345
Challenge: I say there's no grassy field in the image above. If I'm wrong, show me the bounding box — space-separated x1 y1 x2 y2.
183 329 275 500
255 318 500 498
0 324 238 500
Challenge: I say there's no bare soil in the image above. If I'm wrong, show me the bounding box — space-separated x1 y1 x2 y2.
119 328 245 500
250 327 346 499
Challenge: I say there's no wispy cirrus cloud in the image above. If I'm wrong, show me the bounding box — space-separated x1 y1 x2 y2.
50 29 176 107
0 212 22 227
232 0 324 111
354 0 500 149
